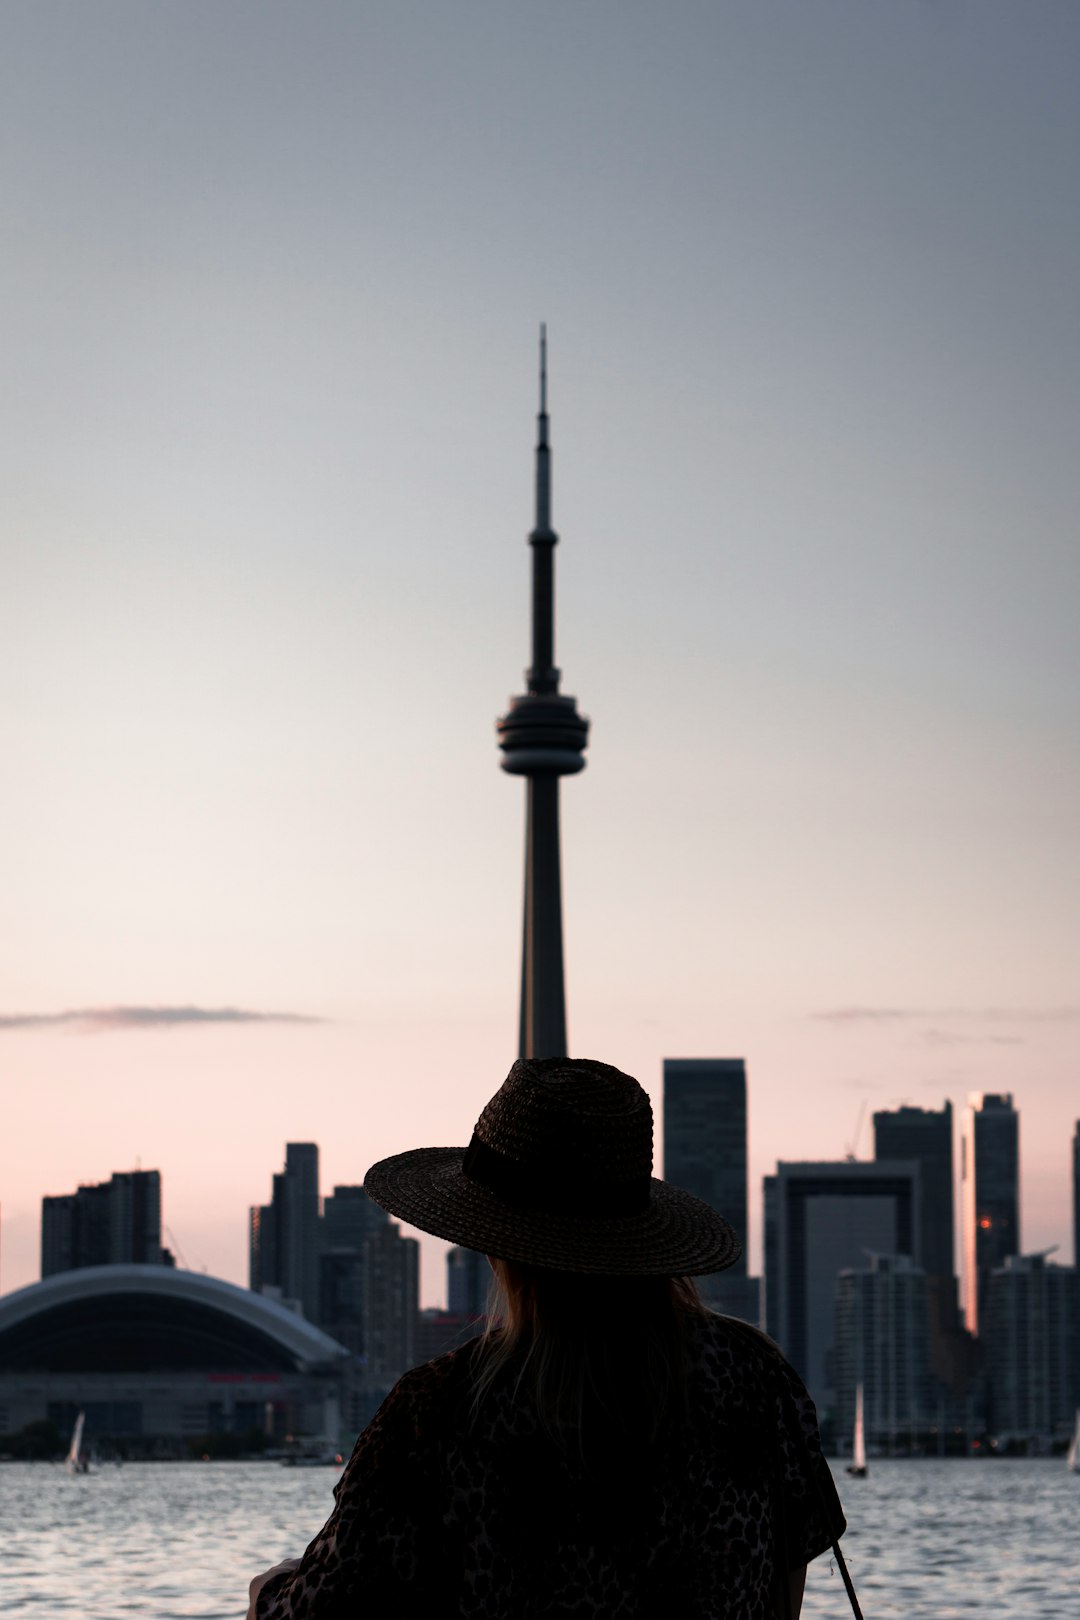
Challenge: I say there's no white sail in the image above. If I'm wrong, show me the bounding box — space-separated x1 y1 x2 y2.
66 1411 87 1474
852 1384 867 1473
1067 1409 1080 1473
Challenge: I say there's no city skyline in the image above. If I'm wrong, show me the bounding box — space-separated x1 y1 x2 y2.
3 4 1078 1305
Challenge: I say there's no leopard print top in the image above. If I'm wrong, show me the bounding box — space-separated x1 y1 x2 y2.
255 1312 845 1618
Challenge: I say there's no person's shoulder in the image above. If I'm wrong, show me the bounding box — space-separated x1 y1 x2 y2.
690 1310 804 1390
379 1339 483 1426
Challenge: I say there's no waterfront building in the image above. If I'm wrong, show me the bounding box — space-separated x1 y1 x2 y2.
0 1265 352 1452
873 1102 954 1280
833 1254 931 1451
447 1246 490 1321
764 1159 919 1417
322 1184 387 1250
496 329 589 1059
249 1143 321 1321
317 1187 391 1359
361 1223 419 1390
41 1169 167 1277
415 1308 483 1364
983 1253 1080 1440
663 1058 759 1323
874 1100 966 1393
961 1093 1020 1336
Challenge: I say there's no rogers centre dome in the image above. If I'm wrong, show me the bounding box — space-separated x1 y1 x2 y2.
0 1265 354 1449
0 1265 349 1373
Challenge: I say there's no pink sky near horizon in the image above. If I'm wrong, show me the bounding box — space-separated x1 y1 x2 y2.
3 4 1078 1307
2 1006 1076 1307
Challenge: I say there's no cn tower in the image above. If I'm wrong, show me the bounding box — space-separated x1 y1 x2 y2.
497 328 589 1059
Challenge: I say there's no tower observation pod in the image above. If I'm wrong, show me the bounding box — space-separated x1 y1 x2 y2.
497 328 589 1059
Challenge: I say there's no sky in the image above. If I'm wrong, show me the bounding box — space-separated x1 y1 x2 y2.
2 2 1078 1307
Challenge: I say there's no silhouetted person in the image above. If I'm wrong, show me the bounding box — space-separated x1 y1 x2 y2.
248 1058 848 1619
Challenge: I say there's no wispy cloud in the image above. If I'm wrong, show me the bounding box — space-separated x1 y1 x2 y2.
917 1028 1025 1048
0 1006 323 1033
814 1006 1080 1025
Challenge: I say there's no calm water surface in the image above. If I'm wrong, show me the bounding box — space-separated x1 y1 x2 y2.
0 1457 1075 1617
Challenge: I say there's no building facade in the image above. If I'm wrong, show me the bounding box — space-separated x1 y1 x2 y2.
873 1102 954 1280
983 1254 1080 1439
0 1265 353 1453
833 1254 932 1452
361 1223 419 1390
663 1058 759 1321
249 1144 321 1321
447 1247 490 1321
317 1187 391 1359
41 1170 166 1277
764 1159 919 1419
961 1093 1020 1336
1073 1122 1079 1272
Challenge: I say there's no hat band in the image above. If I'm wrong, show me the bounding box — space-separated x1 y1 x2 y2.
462 1132 651 1218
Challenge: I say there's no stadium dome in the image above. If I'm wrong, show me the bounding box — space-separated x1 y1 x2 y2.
0 1265 350 1375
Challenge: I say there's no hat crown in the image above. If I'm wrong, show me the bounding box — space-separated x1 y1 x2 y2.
475 1057 654 1188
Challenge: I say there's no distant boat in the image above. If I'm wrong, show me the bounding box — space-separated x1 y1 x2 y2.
1067 1410 1080 1474
281 1440 343 1468
65 1411 89 1475
846 1384 868 1478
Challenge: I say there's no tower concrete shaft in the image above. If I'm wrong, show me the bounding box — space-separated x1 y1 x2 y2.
497 329 588 1059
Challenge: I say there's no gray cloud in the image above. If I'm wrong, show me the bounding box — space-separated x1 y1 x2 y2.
917 1028 1025 1048
814 1006 1080 1025
0 1005 322 1033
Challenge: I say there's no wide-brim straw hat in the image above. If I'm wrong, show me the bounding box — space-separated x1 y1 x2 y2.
364 1056 741 1276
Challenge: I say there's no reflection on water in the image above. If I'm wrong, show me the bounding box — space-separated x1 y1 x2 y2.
0 1458 1075 1618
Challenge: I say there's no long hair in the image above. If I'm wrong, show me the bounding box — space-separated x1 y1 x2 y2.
473 1259 705 1467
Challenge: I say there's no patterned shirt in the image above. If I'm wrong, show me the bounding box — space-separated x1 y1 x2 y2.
256 1312 846 1618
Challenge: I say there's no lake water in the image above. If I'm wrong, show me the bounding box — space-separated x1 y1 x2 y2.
0 1457 1075 1617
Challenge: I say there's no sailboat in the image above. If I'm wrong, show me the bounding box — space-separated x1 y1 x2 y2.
65 1411 89 1475
846 1384 868 1477
1066 1409 1080 1474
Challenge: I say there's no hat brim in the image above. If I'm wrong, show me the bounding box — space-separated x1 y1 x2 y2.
364 1146 741 1276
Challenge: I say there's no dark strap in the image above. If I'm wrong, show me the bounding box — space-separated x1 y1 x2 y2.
461 1132 650 1216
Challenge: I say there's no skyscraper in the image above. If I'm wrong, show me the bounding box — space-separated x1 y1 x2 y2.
833 1254 931 1449
984 1253 1080 1437
1072 1121 1079 1270
663 1058 746 1250
41 1169 165 1277
664 1058 759 1323
961 1093 1019 1336
447 1246 490 1320
764 1158 920 1414
873 1102 954 1281
249 1143 322 1321
497 329 588 1059
318 1188 390 1359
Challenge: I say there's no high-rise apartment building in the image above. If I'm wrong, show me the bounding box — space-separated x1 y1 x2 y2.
318 1187 390 1357
664 1058 758 1322
833 1254 931 1449
362 1223 419 1390
764 1159 919 1415
1072 1121 1079 1270
249 1144 321 1320
961 1093 1019 1336
447 1247 490 1320
873 1102 954 1280
41 1170 165 1277
984 1253 1080 1437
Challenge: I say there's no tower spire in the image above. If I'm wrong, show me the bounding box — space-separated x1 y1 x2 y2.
534 323 552 546
496 330 589 1058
